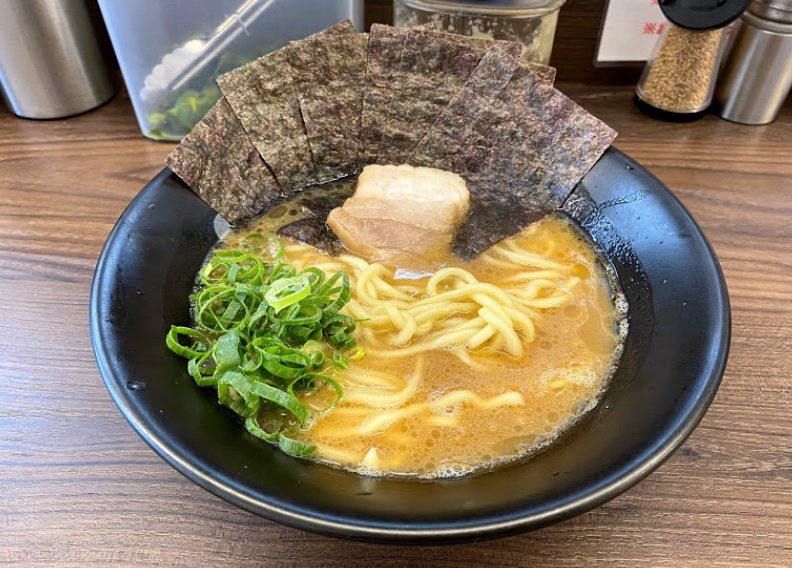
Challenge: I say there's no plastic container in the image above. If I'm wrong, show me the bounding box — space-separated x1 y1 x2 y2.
97 0 362 140
393 0 566 65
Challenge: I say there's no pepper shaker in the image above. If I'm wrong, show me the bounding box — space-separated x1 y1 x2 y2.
635 0 750 122
716 0 792 124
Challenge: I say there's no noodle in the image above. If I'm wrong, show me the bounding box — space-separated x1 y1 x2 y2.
223 214 625 478
281 243 576 360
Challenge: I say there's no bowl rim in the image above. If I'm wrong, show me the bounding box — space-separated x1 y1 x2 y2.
90 147 730 543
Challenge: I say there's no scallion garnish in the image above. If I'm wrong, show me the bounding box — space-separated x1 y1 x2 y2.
166 237 362 457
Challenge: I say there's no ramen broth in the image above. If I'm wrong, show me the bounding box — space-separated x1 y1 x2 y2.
218 190 626 478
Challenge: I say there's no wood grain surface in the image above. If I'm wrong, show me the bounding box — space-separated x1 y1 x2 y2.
2 85 791 566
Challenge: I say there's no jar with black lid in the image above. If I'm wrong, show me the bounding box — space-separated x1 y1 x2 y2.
635 0 751 122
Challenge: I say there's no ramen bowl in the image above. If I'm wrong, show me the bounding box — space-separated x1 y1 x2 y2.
90 147 729 544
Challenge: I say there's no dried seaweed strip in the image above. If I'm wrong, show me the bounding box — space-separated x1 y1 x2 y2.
429 31 555 84
314 19 357 37
406 48 548 257
408 48 614 257
165 97 281 225
359 25 411 166
451 180 549 259
218 21 357 194
359 24 434 166
437 33 521 60
526 61 556 84
408 48 521 176
377 31 483 164
449 71 616 257
487 68 617 207
288 33 369 183
218 50 314 195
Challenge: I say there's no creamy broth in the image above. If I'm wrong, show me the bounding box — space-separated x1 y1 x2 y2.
219 196 627 479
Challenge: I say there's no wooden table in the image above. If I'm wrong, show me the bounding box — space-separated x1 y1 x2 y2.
2 85 790 566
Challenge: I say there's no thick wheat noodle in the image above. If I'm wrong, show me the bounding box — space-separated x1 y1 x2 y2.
466 324 495 349
478 307 522 355
360 401 429 435
429 390 525 412
450 346 489 369
481 246 566 270
283 239 576 357
521 278 565 297
501 270 569 283
361 448 379 468
343 365 404 388
393 318 417 345
360 389 526 435
427 415 460 428
425 267 477 294
345 357 424 408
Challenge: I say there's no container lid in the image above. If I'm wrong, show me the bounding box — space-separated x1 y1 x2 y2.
660 0 751 29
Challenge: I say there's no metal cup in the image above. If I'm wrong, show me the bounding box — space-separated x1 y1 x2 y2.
0 0 118 119
716 10 792 124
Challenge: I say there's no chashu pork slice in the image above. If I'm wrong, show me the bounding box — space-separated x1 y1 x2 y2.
326 164 470 269
352 164 469 222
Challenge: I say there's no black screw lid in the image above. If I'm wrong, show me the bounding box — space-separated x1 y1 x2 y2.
660 0 751 29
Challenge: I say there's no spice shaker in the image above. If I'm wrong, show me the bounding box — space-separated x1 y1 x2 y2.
716 0 792 124
634 0 751 122
393 0 566 64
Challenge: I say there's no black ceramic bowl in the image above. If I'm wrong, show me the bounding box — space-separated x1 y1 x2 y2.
90 147 729 544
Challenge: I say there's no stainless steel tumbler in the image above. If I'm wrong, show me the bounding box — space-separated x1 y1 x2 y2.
716 1 792 125
0 0 118 119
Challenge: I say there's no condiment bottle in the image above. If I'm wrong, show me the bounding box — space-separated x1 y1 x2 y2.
393 0 566 64
716 0 792 124
635 0 751 122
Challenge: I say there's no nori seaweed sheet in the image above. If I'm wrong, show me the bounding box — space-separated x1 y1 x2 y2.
377 30 483 164
217 20 357 195
485 67 617 207
441 32 556 84
408 48 616 257
358 24 435 166
288 33 369 183
218 49 313 195
165 97 281 225
451 184 549 259
441 33 524 60
409 48 521 177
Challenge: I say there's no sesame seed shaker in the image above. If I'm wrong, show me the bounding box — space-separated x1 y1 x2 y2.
716 0 792 124
635 0 751 122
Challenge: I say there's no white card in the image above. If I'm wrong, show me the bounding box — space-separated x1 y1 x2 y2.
596 0 668 63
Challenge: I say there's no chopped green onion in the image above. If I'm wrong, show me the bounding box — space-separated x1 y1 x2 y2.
265 276 311 313
277 433 315 457
165 235 362 458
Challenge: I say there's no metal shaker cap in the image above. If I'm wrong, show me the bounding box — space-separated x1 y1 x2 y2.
749 0 792 23
660 0 752 30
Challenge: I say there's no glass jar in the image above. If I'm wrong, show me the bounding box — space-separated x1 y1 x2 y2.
634 0 750 122
393 0 566 65
635 22 730 121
